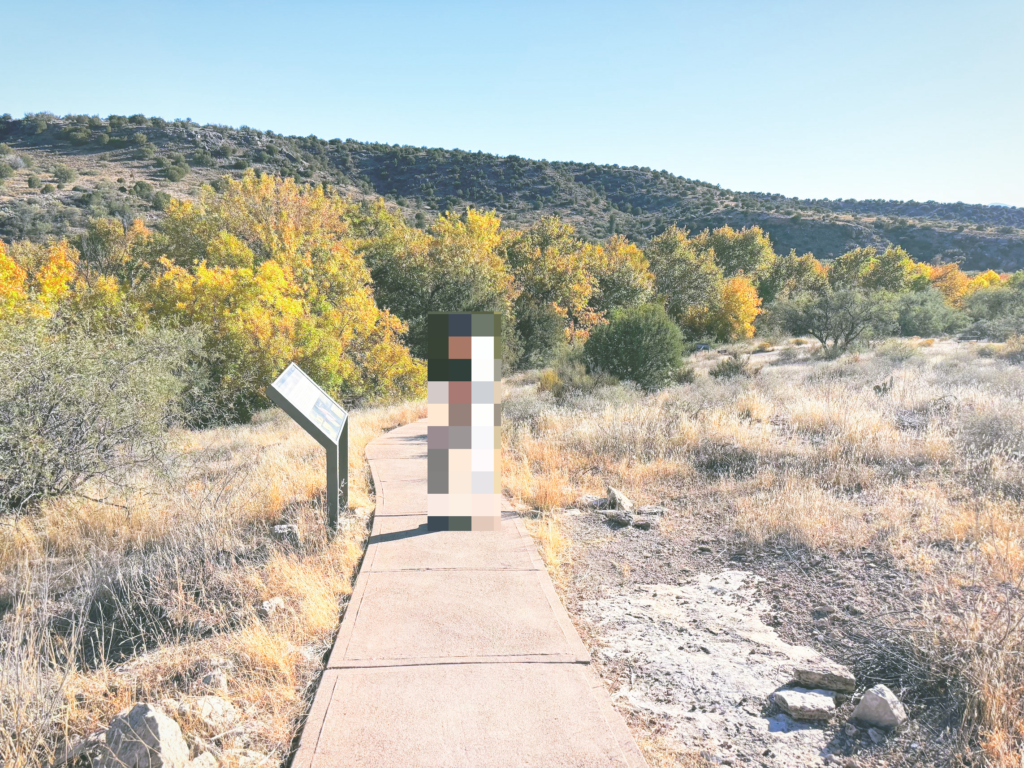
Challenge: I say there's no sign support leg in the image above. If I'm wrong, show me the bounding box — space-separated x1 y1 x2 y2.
340 420 349 515
327 442 339 531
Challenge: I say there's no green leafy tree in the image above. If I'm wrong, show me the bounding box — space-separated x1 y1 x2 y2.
756 249 827 305
863 246 914 292
896 288 967 336
502 216 599 343
589 235 655 313
647 225 723 324
777 288 898 357
828 247 877 288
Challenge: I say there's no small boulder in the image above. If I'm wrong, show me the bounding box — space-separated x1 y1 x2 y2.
601 509 634 526
852 684 907 728
258 596 286 619
99 704 189 768
792 661 856 693
578 493 608 510
632 518 653 530
187 695 239 732
605 486 634 512
867 727 886 745
636 505 669 516
271 523 300 547
772 687 836 721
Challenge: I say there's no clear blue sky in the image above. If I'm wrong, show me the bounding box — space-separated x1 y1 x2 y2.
5 1 1022 206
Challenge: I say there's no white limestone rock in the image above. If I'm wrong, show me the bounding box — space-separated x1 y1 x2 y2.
852 684 907 728
772 687 836 721
98 704 189 768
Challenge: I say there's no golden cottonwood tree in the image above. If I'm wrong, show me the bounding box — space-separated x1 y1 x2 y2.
352 205 518 359
685 275 762 341
928 262 973 307
693 225 775 278
502 216 601 342
145 172 423 418
0 239 84 318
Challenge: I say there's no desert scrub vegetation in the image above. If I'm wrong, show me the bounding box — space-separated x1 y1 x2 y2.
503 340 1024 765
0 399 425 767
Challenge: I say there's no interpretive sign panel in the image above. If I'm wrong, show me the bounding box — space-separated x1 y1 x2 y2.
271 363 347 445
267 363 349 528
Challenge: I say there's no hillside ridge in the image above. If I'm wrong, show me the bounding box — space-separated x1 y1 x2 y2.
2 111 1022 270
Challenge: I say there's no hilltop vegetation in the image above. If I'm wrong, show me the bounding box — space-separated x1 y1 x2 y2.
2 111 1023 271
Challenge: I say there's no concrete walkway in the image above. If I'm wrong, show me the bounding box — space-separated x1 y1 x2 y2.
293 420 648 768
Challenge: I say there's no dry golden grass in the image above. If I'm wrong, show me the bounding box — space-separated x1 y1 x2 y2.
0 401 424 768
503 341 1024 766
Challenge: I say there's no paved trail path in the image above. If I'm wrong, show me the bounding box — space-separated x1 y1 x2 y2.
294 419 647 768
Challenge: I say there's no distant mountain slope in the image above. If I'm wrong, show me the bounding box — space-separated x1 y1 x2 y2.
2 111 1022 270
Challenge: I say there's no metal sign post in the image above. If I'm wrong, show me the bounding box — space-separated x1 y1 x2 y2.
266 363 349 529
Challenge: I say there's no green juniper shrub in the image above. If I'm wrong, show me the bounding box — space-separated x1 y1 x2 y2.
192 149 216 167
62 126 92 146
27 175 41 189
583 303 685 391
132 180 154 200
152 191 173 211
0 163 13 182
41 184 55 194
52 164 76 184
96 133 110 146
165 165 189 182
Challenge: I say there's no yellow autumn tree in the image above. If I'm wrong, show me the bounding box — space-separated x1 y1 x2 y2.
502 216 601 343
929 262 973 307
145 172 424 419
0 239 85 318
0 241 28 315
356 205 518 358
687 275 762 341
967 269 1004 294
